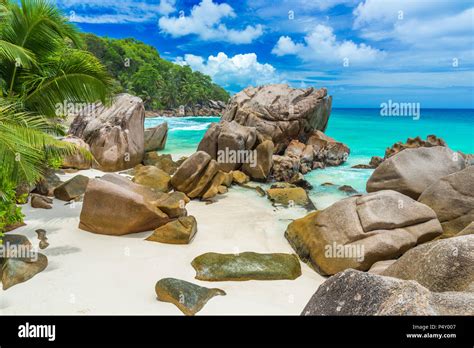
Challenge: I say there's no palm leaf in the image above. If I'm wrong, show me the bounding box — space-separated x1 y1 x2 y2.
22 48 113 117
0 100 92 185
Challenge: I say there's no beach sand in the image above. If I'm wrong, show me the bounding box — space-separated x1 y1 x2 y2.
1 169 325 315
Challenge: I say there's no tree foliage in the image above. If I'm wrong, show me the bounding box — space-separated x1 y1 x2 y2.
82 33 230 110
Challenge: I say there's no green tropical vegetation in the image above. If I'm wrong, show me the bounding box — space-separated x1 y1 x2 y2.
0 0 112 241
82 33 230 110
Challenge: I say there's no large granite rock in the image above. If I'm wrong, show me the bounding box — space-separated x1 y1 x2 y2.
285 190 442 275
221 84 332 153
144 122 168 152
382 235 474 292
191 252 302 281
418 166 474 238
367 147 466 199
61 135 92 169
69 94 145 172
196 85 342 181
302 269 474 315
79 174 185 235
197 121 257 172
155 278 225 315
170 151 223 199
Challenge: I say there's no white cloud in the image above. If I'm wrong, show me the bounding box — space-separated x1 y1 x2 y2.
353 0 429 28
391 8 474 47
353 0 474 47
272 24 384 65
58 0 176 24
175 52 280 90
158 0 263 44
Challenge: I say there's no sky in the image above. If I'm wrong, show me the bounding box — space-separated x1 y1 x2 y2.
54 0 474 108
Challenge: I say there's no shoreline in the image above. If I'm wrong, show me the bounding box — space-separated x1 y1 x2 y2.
145 112 222 118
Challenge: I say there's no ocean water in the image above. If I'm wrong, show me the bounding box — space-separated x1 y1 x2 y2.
145 109 474 209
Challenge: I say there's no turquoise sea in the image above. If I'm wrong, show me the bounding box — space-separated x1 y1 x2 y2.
145 109 474 209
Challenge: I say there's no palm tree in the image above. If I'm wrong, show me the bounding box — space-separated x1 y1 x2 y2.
0 0 112 236
1 0 112 117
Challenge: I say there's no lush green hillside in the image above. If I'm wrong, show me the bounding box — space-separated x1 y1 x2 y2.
82 33 229 110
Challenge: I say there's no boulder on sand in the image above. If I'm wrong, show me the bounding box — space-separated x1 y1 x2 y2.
366 146 465 199
170 152 236 200
146 216 197 244
266 183 314 209
34 169 62 197
68 93 145 172
53 175 89 201
61 135 93 169
144 122 168 152
418 166 474 238
30 194 52 209
285 190 442 275
79 173 185 235
231 170 249 185
191 252 302 281
0 235 48 290
154 191 189 218
155 278 225 316
170 151 214 198
302 269 474 315
221 84 332 153
382 235 474 293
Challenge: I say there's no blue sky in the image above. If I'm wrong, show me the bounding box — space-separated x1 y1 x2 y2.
55 0 473 108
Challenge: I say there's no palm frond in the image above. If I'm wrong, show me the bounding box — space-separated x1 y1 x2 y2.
22 48 113 117
0 100 92 185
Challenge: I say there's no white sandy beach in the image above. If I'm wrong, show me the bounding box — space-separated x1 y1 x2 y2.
1 169 326 315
